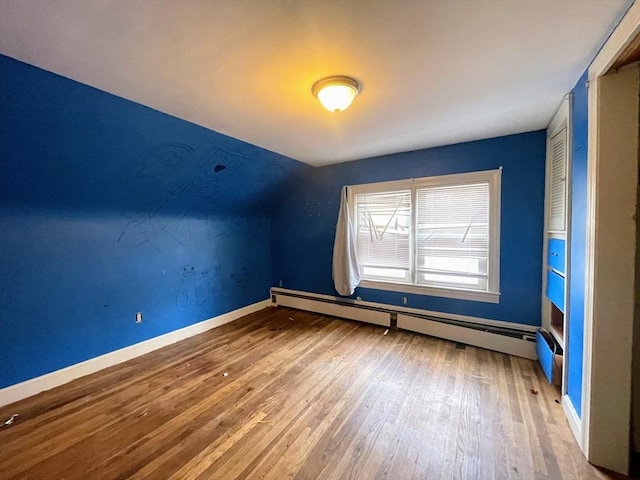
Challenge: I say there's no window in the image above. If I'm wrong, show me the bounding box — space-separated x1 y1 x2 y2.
349 169 501 303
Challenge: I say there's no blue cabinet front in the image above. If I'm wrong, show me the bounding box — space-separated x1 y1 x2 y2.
548 238 566 274
537 330 555 383
546 269 565 312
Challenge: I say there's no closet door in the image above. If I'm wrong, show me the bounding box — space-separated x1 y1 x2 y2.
548 127 567 233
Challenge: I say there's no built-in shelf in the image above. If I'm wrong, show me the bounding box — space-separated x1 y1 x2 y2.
541 95 570 390
550 303 564 348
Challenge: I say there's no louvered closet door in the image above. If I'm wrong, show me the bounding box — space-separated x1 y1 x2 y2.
549 128 567 231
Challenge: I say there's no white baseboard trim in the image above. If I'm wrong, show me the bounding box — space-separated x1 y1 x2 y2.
562 394 583 449
0 299 270 407
397 313 537 360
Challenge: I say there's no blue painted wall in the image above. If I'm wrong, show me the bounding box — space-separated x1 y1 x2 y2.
565 71 589 416
0 55 308 388
272 131 547 325
0 52 548 391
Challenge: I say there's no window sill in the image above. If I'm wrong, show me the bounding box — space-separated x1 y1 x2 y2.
358 279 500 304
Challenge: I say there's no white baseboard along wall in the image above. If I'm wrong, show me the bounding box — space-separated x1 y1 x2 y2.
0 299 271 407
2 289 538 407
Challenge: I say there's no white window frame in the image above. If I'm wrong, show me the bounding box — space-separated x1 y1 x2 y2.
348 169 501 303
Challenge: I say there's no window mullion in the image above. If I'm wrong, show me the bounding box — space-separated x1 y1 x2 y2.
410 186 417 284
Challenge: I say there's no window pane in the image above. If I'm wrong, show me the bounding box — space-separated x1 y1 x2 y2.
416 183 489 281
420 256 485 276
362 266 409 281
420 272 488 290
356 190 411 279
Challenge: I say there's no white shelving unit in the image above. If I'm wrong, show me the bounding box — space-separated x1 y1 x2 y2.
540 95 571 387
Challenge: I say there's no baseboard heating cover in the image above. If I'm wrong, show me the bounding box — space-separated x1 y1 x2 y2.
272 288 391 327
271 288 537 360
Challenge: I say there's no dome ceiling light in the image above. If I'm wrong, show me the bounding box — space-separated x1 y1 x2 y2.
311 75 361 113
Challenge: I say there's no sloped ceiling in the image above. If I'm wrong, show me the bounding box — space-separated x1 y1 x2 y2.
0 0 632 166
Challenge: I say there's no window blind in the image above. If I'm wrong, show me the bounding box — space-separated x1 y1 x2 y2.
416 182 489 290
355 190 411 281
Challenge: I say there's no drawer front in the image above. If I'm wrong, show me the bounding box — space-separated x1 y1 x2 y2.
547 238 566 274
546 269 565 312
536 330 562 385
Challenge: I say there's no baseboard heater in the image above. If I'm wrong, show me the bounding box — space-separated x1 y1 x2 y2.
271 288 537 360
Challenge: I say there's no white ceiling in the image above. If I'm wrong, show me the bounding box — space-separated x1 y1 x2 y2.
0 0 632 166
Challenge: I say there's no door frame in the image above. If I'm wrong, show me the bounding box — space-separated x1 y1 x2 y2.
582 2 640 473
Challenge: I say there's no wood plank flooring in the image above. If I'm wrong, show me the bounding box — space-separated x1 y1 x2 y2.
0 307 621 479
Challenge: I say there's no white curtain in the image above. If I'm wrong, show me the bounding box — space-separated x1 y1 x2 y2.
332 186 360 296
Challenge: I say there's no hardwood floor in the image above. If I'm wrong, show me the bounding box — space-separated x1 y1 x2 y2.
0 307 619 479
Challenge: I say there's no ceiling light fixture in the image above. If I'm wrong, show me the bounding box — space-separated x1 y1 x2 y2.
312 75 360 113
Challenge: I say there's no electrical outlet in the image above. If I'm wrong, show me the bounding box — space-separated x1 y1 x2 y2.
135 312 142 323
